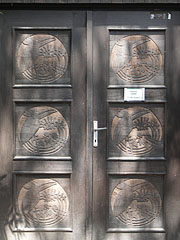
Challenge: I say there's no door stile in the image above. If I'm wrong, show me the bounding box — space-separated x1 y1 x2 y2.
165 24 180 240
0 13 14 240
92 12 108 240
86 11 93 240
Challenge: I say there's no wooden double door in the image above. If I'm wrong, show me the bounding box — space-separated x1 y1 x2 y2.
0 9 180 240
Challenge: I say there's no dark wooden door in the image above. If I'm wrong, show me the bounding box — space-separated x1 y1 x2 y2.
1 9 180 240
0 11 86 240
92 10 180 240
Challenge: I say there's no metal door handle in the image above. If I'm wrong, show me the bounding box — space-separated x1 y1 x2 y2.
93 121 107 147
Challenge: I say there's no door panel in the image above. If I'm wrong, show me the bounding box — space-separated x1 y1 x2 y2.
92 11 180 240
0 11 86 240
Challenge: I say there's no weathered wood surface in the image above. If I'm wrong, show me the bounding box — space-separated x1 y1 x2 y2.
0 0 179 4
1 7 180 240
0 10 87 240
92 9 180 240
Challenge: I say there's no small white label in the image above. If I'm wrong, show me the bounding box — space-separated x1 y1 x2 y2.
124 88 145 102
150 12 171 20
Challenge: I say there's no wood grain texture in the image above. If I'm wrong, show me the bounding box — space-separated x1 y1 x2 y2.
86 11 93 240
0 10 87 239
0 12 13 240
91 10 175 240
92 11 107 240
0 0 179 3
0 7 180 240
165 18 180 240
107 88 166 102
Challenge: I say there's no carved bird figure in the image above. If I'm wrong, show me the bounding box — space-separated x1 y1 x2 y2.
114 181 153 217
20 35 66 82
20 108 57 144
114 37 150 70
112 36 161 83
22 36 56 61
22 180 57 215
112 109 149 145
113 181 134 214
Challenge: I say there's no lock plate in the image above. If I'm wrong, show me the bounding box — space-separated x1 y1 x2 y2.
93 121 98 147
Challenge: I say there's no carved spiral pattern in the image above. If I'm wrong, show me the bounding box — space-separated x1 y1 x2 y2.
111 106 162 156
18 179 69 226
111 179 162 226
110 35 162 83
17 34 68 83
17 106 69 155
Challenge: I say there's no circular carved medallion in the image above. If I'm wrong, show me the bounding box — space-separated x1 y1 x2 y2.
110 35 162 83
17 34 68 83
111 107 162 156
111 179 161 226
18 179 69 226
17 106 69 155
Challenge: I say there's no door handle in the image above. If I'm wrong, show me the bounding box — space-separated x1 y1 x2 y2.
93 121 107 147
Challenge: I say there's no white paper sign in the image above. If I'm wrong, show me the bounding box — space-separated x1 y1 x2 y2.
124 88 145 102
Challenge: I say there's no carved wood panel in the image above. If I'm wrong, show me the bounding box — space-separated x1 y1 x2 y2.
108 175 164 231
108 104 164 159
109 31 165 86
15 103 71 158
15 30 71 86
13 173 72 231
